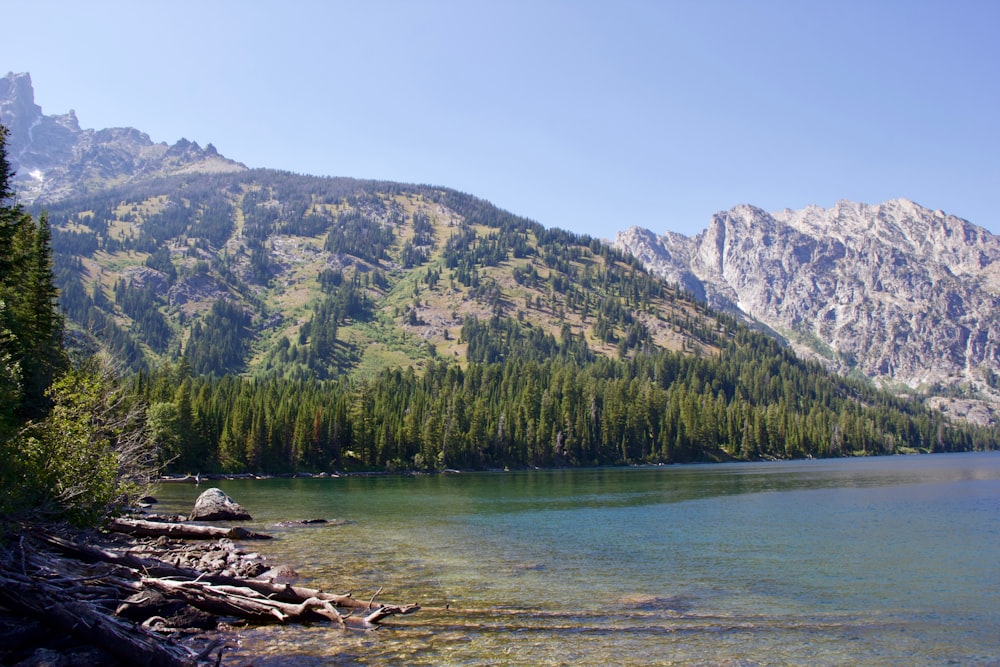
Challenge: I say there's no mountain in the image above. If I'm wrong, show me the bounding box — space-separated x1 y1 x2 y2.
0 72 722 379
39 166 989 470
615 200 1000 423
36 168 727 380
0 71 245 204
2 72 994 472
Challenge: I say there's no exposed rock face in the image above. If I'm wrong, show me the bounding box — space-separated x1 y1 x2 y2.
0 71 246 205
189 488 252 521
615 199 1000 407
167 273 227 308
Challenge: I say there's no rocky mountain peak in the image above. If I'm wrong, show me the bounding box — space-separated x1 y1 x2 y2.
616 200 1000 420
0 72 41 131
1 71 81 174
0 71 246 204
0 72 43 129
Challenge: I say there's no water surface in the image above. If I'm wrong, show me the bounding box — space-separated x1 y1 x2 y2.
154 452 1000 665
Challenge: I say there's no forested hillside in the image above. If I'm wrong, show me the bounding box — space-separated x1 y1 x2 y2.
24 165 997 473
135 337 990 474
38 170 726 378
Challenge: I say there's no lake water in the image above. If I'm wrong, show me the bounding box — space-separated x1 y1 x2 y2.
153 452 1000 666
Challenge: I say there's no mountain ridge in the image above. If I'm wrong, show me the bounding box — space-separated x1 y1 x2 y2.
0 75 730 377
33 168 727 382
0 71 245 204
615 199 1000 423
8 69 997 409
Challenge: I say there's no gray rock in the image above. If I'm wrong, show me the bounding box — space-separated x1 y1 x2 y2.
189 487 252 521
616 199 1000 417
257 564 299 584
0 71 246 206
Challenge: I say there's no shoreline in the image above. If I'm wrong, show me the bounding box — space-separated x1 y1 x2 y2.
0 509 419 666
157 448 961 484
157 467 487 483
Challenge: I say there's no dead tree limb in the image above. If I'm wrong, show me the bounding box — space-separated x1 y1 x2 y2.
23 529 419 635
140 577 419 629
109 518 271 540
361 603 421 627
187 577 419 624
141 578 344 624
0 570 204 667
34 532 204 579
35 534 397 612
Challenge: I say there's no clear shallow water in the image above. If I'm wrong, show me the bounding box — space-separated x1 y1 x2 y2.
153 452 1000 666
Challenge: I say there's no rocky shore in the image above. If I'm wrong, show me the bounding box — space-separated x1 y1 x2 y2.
0 489 418 666
0 525 251 665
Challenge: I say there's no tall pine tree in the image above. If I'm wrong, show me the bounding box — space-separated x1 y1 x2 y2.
0 124 26 428
0 124 65 418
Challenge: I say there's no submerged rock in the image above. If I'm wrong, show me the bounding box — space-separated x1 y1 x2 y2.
273 518 332 527
256 564 299 584
189 487 252 521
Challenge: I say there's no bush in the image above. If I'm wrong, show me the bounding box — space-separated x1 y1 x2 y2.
1 361 158 525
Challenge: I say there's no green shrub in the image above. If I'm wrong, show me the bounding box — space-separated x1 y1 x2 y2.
2 362 157 525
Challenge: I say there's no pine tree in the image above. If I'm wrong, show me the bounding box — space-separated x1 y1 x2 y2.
0 125 66 418
0 126 23 279
16 213 66 415
0 300 21 435
0 126 26 423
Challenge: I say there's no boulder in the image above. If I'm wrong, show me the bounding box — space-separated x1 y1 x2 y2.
257 564 299 584
189 487 252 521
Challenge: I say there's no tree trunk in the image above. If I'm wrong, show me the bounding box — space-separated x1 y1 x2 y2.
141 577 345 624
0 570 205 667
140 577 419 629
109 517 271 540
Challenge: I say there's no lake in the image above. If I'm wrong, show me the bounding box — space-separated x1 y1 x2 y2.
152 452 1000 666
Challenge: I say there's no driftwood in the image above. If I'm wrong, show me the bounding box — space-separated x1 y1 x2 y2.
0 545 210 666
37 530 414 613
142 578 345 625
141 577 419 629
109 517 271 540
36 531 206 579
18 527 419 630
1 522 422 667
38 532 364 607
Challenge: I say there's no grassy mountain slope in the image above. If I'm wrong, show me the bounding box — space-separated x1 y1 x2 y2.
41 169 729 378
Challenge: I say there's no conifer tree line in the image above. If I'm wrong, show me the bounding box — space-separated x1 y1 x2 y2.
138 319 996 475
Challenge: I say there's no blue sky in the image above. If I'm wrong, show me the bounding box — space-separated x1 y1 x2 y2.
3 0 998 237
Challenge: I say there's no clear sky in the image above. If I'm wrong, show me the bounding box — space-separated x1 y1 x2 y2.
3 0 998 237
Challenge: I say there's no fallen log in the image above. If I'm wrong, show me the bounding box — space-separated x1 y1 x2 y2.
0 570 206 667
110 517 272 540
34 532 209 580
360 603 422 627
27 528 420 637
170 575 421 625
142 578 344 624
141 577 419 630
